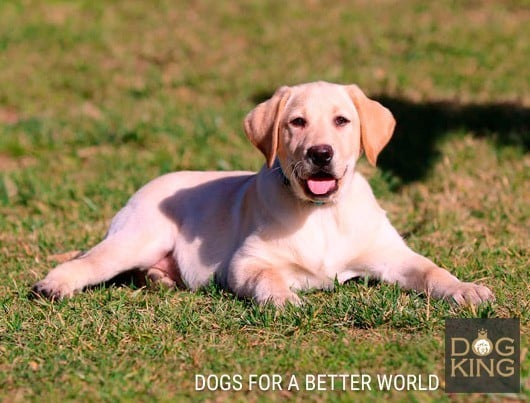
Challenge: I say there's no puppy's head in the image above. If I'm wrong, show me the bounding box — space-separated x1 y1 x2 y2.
244 81 395 204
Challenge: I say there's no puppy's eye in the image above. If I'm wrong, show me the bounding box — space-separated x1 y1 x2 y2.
290 117 307 128
334 116 350 127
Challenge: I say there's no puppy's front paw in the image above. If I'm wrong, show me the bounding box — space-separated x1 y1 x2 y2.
445 282 494 305
32 276 76 300
256 289 302 307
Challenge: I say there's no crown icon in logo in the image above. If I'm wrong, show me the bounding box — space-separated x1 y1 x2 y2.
472 328 493 356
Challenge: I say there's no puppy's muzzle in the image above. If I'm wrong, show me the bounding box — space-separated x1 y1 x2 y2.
307 144 334 167
303 144 338 198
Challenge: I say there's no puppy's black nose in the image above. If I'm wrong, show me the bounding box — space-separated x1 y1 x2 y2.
307 144 334 166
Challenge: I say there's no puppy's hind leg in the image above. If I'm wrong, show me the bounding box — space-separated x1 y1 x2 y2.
33 232 172 299
146 254 185 289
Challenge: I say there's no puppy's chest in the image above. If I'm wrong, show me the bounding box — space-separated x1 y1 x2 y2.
285 209 363 275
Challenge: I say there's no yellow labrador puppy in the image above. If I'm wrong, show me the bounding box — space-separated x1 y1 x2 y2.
33 81 493 306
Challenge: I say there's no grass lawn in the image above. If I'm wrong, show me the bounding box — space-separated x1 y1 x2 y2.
0 0 528 401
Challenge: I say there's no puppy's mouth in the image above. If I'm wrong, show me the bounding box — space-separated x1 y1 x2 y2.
303 171 339 198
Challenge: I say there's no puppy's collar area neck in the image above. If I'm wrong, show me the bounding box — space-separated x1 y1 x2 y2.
276 163 327 206
279 166 290 187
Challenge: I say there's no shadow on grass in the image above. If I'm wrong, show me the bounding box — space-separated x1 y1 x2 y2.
373 96 530 184
251 91 530 185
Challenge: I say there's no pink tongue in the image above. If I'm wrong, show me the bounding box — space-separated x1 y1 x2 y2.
307 178 336 195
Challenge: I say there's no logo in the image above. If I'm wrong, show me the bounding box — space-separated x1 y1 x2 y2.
445 318 520 393
471 329 493 356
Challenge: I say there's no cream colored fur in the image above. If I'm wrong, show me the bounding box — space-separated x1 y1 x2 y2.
33 82 493 306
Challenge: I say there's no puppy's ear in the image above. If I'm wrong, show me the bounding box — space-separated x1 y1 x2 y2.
244 86 290 168
346 85 395 166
